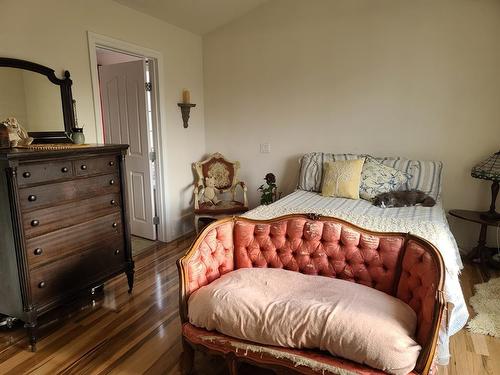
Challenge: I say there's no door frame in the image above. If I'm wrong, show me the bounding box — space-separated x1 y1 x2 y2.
87 31 168 242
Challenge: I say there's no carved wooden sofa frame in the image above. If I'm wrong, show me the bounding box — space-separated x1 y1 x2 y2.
177 214 446 375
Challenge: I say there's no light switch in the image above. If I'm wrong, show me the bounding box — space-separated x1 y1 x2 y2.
260 143 271 153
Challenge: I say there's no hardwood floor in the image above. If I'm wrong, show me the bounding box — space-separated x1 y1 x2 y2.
0 236 498 375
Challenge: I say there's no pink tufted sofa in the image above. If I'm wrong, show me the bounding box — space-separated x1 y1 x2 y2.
177 214 446 375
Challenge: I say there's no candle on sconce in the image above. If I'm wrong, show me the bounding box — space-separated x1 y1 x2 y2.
182 89 191 104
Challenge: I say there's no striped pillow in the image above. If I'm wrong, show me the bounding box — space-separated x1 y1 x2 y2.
378 158 443 200
298 152 361 191
298 153 444 200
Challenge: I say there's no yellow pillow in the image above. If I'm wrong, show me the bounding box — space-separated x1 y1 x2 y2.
321 159 364 199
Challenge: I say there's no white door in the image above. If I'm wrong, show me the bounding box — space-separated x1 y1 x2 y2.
99 60 157 240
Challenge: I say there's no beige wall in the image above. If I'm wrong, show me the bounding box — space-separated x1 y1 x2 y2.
0 0 205 241
204 0 500 250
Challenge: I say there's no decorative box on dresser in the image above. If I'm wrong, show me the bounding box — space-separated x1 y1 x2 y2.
0 144 134 350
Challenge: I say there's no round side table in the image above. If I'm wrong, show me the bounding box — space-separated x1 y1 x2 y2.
449 209 500 280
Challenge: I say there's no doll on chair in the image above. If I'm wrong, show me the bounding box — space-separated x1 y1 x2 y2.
201 177 220 206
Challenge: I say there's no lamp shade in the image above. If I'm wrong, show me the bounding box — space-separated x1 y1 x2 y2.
471 150 500 182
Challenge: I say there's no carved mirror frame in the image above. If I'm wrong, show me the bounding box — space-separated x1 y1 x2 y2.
0 57 75 143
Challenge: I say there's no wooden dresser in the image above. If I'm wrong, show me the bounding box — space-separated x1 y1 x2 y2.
0 144 134 350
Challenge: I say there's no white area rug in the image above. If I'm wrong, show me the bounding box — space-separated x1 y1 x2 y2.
467 277 500 337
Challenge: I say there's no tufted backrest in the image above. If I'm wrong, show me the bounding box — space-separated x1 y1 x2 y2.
183 221 235 296
179 214 444 374
234 217 405 295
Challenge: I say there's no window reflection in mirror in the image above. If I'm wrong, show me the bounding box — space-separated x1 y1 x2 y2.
0 67 64 132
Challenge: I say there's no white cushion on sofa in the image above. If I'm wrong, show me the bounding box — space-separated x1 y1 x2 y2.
189 268 421 375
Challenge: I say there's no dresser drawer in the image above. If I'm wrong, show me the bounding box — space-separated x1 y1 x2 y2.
30 240 126 305
23 193 121 239
26 212 123 268
17 160 74 187
74 155 118 177
19 173 120 211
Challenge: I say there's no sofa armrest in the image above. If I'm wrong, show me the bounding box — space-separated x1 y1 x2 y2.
396 238 446 375
177 218 235 323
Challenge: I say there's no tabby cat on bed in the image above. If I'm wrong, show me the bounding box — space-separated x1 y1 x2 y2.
373 190 436 208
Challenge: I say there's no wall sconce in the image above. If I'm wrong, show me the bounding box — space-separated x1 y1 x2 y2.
178 89 196 128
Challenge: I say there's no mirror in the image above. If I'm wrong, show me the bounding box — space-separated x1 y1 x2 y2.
0 58 75 143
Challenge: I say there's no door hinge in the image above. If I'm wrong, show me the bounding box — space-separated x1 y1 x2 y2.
145 82 152 91
149 150 156 162
153 216 160 225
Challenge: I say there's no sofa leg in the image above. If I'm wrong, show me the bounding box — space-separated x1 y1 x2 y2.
227 354 239 375
181 339 195 375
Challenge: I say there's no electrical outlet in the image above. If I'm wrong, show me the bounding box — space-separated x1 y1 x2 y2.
260 143 271 153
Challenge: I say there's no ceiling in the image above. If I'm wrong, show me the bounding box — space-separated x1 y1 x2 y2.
113 0 270 35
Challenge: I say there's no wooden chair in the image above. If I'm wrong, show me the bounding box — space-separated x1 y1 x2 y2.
192 153 248 233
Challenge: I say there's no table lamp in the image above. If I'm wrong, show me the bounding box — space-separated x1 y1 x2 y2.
471 150 500 220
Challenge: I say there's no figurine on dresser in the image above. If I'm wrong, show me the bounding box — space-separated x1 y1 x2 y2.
0 117 34 147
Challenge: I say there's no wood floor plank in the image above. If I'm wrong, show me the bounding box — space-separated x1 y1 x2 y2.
0 235 497 375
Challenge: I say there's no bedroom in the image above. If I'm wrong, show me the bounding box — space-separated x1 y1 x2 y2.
0 0 498 374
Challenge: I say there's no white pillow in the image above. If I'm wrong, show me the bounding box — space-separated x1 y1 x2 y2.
359 156 412 200
189 268 421 375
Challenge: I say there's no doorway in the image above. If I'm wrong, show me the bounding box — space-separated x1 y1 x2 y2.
91 46 161 249
88 32 167 245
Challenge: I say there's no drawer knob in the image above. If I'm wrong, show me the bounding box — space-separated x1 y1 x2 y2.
31 220 40 227
34 248 43 256
61 167 69 173
38 281 46 288
110 199 116 205
81 165 87 170
22 172 31 178
109 161 115 166
28 195 37 202
112 222 118 228
109 179 115 185
114 249 120 255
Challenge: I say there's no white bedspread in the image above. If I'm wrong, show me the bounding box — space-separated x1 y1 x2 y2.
243 190 469 365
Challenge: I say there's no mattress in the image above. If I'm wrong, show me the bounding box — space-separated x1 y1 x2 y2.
243 190 469 365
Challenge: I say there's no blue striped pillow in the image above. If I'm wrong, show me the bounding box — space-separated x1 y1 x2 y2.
378 158 443 200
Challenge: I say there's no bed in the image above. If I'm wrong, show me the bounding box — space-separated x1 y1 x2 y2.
243 153 469 366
